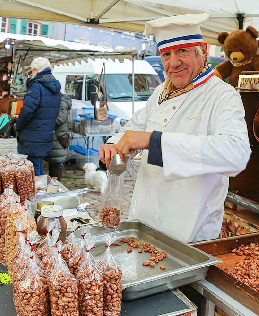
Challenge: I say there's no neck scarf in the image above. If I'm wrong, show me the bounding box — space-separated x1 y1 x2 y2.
158 65 214 105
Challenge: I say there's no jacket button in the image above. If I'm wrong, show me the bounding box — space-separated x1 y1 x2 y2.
173 106 176 109
164 119 167 122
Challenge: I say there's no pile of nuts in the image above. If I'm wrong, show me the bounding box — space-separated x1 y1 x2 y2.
77 266 104 316
221 243 259 291
99 206 120 230
49 272 79 316
119 237 167 270
98 261 122 316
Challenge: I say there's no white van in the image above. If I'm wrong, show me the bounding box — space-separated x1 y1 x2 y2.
53 58 161 132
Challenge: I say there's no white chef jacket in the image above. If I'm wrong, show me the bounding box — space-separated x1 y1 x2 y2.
108 74 251 243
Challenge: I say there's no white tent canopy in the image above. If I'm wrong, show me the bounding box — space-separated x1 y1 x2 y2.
1 0 259 45
0 32 138 70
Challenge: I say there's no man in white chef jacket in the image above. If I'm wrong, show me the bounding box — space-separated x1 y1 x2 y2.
99 13 251 243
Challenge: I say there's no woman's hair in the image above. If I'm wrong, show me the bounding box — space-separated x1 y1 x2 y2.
30 57 51 73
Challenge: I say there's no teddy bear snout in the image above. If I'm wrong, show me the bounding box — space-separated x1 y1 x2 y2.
230 51 244 63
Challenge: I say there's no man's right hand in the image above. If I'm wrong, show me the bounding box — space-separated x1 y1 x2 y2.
99 144 118 170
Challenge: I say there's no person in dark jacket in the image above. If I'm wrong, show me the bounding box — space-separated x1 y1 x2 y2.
15 57 61 176
44 94 72 180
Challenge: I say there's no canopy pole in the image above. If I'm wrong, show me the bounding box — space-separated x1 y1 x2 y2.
237 13 244 29
132 56 135 116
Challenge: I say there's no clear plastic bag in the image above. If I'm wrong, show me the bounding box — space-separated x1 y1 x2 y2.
98 233 122 316
77 237 104 316
15 160 35 202
99 172 125 230
13 244 49 316
5 201 37 278
0 186 19 265
49 243 79 316
61 221 81 266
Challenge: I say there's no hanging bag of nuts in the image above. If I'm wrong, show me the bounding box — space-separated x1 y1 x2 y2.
49 242 79 316
77 236 104 316
13 242 49 316
97 233 122 316
99 172 125 230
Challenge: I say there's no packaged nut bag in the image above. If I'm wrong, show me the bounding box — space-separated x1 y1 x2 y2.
68 226 90 276
77 237 104 316
15 160 35 202
35 220 56 261
61 221 81 266
0 186 20 265
98 233 122 316
12 229 41 308
49 242 79 316
40 228 60 276
5 201 37 278
0 162 18 193
13 244 49 316
99 173 125 230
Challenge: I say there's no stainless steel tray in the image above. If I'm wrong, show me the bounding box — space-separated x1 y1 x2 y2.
78 220 219 300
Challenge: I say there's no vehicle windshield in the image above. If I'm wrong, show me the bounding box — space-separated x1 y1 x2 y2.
105 74 161 101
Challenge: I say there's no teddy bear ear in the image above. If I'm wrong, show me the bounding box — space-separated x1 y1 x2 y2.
218 32 229 45
246 26 259 39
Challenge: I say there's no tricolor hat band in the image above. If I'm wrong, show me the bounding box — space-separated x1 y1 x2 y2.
158 34 203 53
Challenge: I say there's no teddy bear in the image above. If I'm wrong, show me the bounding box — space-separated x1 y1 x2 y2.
214 26 259 88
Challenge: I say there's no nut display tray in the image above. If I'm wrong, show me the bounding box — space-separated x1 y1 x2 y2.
81 220 219 300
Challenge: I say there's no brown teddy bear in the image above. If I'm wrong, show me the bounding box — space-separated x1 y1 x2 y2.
214 26 259 88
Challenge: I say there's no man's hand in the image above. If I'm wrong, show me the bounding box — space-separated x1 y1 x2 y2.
115 130 152 158
99 143 118 169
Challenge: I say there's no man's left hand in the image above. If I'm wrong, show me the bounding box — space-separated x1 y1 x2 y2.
115 130 152 157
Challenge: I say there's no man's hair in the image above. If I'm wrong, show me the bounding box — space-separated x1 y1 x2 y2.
195 45 209 63
30 57 51 73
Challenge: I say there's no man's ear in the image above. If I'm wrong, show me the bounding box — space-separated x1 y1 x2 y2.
201 42 208 56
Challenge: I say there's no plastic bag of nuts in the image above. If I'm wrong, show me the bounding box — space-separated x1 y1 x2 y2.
61 221 81 266
13 244 49 316
5 201 37 278
77 237 104 316
49 242 79 316
98 233 122 316
15 160 35 202
1 162 18 194
0 186 20 265
99 173 125 230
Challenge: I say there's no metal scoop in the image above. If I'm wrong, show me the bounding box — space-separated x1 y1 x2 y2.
109 154 130 175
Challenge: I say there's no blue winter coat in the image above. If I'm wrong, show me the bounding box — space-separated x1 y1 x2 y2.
16 68 61 157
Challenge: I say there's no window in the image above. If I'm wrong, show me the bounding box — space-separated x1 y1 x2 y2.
9 19 17 34
85 75 99 101
105 74 161 101
65 75 84 100
41 24 49 36
1 18 8 33
27 22 40 36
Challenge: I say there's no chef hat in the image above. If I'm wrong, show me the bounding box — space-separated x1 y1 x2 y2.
144 13 210 53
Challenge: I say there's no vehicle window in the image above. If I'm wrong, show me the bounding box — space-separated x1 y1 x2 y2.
85 75 99 100
105 74 161 101
65 75 84 100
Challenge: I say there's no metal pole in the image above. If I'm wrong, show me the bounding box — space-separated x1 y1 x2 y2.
132 56 135 116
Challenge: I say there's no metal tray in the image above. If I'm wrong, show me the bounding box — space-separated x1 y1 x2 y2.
78 220 219 300
192 232 259 315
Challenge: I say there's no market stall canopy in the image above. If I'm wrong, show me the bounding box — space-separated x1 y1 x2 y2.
0 32 139 70
1 0 259 45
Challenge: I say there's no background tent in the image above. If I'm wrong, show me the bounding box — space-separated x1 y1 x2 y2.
1 0 259 45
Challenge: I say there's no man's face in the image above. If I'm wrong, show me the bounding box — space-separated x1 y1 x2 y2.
161 43 207 89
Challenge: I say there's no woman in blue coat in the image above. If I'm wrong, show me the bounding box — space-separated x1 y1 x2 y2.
16 57 61 176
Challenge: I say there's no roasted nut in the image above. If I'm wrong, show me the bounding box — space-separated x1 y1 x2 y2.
127 248 132 253
159 264 166 270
